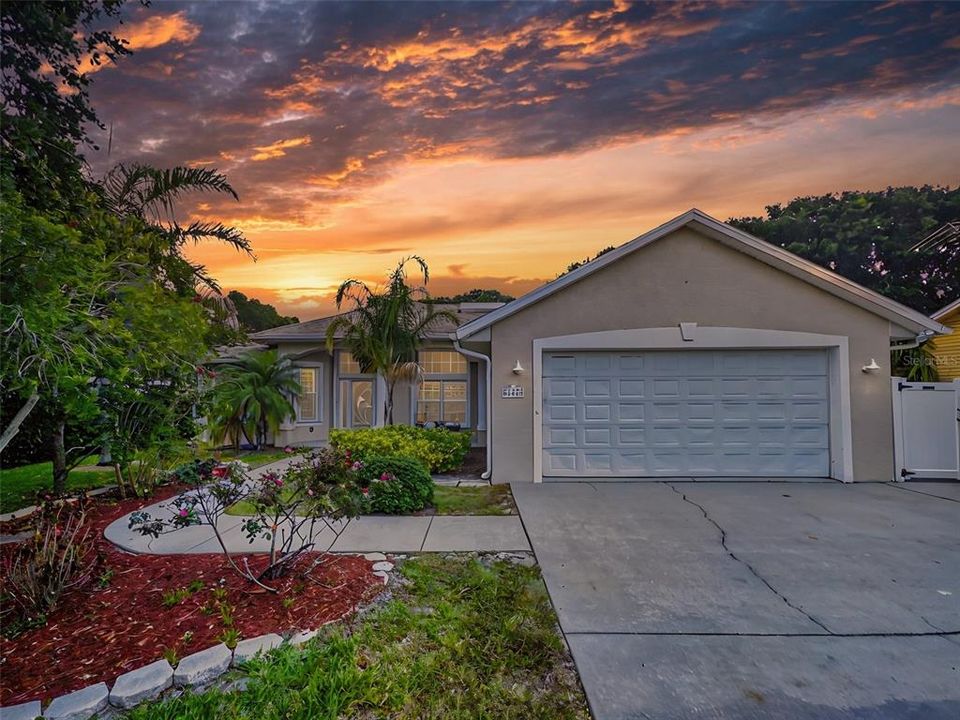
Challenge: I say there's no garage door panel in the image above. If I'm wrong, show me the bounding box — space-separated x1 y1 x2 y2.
583 428 612 445
618 379 646 397
546 452 578 473
583 453 613 471
543 349 830 478
618 403 645 421
619 428 646 445
584 404 611 421
583 379 611 397
547 402 577 421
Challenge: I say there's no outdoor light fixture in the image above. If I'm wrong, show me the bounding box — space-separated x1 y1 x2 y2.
512 360 525 375
862 358 881 373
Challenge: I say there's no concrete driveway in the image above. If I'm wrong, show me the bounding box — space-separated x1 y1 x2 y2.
512 481 960 720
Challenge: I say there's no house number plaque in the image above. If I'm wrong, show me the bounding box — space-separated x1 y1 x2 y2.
501 384 525 399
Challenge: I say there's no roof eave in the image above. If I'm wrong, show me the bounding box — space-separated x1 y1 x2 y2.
932 298 960 322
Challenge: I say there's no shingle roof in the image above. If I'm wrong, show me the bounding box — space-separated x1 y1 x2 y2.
250 303 499 343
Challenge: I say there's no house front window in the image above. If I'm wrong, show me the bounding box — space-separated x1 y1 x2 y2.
416 350 468 426
297 367 320 422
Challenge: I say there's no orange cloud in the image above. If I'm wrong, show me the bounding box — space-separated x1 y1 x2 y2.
78 11 200 76
250 136 312 161
308 157 365 187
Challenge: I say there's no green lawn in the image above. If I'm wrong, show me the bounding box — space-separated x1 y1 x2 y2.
432 484 515 515
213 447 292 468
226 483 515 518
0 459 115 514
0 448 292 515
129 556 589 720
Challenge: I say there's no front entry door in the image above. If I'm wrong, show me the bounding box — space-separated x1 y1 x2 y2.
339 379 375 428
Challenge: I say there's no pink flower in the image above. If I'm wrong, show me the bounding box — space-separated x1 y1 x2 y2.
284 446 294 454
361 487 369 496
380 472 391 482
273 477 284 488
351 461 364 471
212 466 229 479
307 489 314 497
179 508 189 517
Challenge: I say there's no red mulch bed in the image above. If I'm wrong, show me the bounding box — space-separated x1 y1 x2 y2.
0 485 383 705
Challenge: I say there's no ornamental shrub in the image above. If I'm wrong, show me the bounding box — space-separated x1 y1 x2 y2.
330 425 471 473
357 455 433 514
2 499 98 631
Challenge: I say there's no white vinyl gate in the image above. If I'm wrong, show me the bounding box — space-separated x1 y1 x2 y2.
892 379 960 480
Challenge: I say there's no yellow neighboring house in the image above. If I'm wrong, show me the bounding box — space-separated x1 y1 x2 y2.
929 299 960 380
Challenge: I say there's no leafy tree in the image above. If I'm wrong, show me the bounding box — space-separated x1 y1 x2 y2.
560 246 616 276
1 0 132 208
209 350 299 451
1 2 257 496
326 257 456 424
1 181 213 491
428 289 516 304
728 186 959 315
228 290 299 333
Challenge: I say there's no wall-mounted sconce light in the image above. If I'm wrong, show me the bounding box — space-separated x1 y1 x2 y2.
861 358 881 373
512 360 525 375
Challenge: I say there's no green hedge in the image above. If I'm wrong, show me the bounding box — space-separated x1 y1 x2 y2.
330 425 471 474
359 455 433 514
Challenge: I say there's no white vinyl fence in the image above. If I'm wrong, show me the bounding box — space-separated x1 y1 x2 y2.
892 378 960 480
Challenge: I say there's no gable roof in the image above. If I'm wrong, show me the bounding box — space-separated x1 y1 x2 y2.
251 304 498 343
457 208 949 339
932 298 960 322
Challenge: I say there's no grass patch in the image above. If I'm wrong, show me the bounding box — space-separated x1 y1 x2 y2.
0 459 114 514
226 483 516 518
224 486 295 517
432 484 515 515
0 448 291 515
129 556 589 720
214 448 291 468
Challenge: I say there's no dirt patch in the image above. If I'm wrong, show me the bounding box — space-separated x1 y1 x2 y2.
0 487 383 705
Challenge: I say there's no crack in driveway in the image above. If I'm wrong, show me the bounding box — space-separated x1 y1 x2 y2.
664 482 835 635
883 482 960 504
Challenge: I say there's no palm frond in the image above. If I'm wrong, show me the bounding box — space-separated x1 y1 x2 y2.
173 221 253 256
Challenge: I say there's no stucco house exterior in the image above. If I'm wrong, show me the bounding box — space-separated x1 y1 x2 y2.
927 299 960 381
251 209 948 483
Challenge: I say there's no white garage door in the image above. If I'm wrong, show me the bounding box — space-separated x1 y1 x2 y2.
542 349 830 478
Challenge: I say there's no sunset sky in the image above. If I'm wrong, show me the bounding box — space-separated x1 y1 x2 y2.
85 1 960 319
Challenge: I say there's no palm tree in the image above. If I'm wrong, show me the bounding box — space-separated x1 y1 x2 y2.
326 257 456 424
100 163 252 307
210 350 300 450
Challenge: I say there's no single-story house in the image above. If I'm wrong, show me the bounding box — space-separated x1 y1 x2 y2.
928 299 960 381
251 209 948 483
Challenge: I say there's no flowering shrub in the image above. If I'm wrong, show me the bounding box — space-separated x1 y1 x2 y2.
166 458 218 486
130 452 365 590
355 455 433 514
330 425 471 473
2 498 98 631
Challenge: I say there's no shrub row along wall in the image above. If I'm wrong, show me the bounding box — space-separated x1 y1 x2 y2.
330 426 471 474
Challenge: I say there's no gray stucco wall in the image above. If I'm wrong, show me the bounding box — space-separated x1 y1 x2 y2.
487 226 894 483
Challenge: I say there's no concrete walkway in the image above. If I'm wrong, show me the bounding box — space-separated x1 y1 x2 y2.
104 457 529 555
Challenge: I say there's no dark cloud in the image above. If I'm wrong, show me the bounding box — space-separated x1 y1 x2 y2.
86 1 960 225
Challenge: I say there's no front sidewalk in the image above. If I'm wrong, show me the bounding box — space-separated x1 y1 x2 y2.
104 457 529 555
